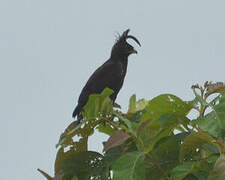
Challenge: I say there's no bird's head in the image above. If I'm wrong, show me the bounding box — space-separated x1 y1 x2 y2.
111 29 141 58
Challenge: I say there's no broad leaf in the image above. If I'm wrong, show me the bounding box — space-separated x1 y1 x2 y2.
57 120 95 151
169 161 211 180
136 118 153 135
83 88 113 120
114 111 137 135
128 95 136 113
158 114 190 132
145 134 186 179
137 94 192 150
97 122 116 136
55 148 75 174
208 155 225 180
104 146 124 167
56 88 114 148
103 130 130 151
61 151 109 180
193 92 225 137
128 95 148 114
56 121 80 148
138 125 171 152
142 94 192 123
112 151 146 180
180 132 217 161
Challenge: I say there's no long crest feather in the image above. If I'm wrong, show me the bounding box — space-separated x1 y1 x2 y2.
113 29 140 48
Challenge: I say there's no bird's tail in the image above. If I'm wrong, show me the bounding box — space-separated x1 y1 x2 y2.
72 106 83 122
72 106 79 118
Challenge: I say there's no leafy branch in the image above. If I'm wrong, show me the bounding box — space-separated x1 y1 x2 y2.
39 82 225 180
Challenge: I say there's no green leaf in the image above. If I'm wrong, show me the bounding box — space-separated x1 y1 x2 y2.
136 94 192 153
193 92 225 138
54 148 76 174
145 134 186 179
56 89 114 149
208 155 225 180
128 95 148 114
192 171 209 180
104 146 124 167
56 121 82 148
137 115 187 153
180 132 216 161
114 111 137 135
97 122 116 136
169 162 194 180
142 94 192 123
158 114 190 131
72 176 79 180
136 99 149 112
130 110 146 123
57 91 115 148
83 88 113 120
57 120 95 151
128 94 136 113
112 151 146 180
139 126 171 152
169 161 211 180
62 151 109 180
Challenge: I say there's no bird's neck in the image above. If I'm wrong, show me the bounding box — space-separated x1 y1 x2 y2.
120 58 128 67
118 58 128 77
111 54 129 61
111 55 128 71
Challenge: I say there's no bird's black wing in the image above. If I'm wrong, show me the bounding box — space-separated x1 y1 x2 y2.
72 60 125 118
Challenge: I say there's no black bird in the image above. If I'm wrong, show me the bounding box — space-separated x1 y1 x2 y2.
72 29 141 121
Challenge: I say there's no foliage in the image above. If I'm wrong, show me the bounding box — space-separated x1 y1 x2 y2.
39 82 225 180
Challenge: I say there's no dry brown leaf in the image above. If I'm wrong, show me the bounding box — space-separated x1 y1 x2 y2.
205 81 225 96
103 130 130 151
137 118 153 135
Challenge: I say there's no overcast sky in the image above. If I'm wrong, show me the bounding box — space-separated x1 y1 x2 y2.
1 0 225 179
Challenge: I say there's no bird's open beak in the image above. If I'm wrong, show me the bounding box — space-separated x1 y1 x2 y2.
130 49 137 54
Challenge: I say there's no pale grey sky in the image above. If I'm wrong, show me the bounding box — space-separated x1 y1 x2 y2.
1 0 225 179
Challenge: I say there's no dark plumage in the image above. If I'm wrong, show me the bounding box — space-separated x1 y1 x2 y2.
72 29 141 121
